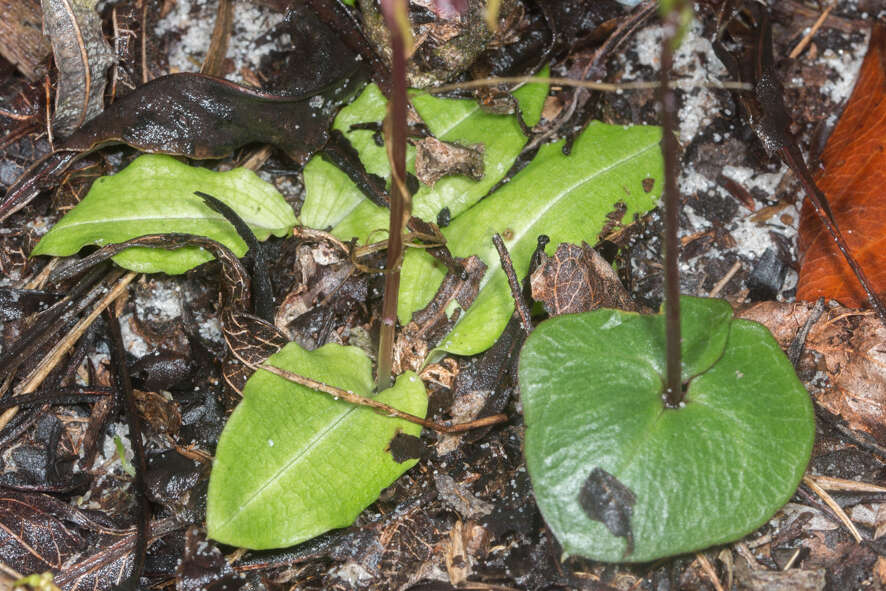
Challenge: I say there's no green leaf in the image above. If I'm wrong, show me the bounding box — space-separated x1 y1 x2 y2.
518 296 815 562
400 122 664 356
299 84 390 231
206 342 427 550
301 76 549 240
32 154 296 274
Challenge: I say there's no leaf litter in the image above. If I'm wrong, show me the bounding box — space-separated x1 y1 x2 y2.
2 0 886 589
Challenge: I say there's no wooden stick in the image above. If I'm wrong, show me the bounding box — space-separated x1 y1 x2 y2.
803 474 863 543
789 3 834 59
254 362 507 434
0 272 136 432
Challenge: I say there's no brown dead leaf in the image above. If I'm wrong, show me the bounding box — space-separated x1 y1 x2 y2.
414 136 485 186
445 520 470 585
395 255 486 373
737 301 886 446
42 0 116 137
530 242 641 316
134 389 181 436
797 26 886 307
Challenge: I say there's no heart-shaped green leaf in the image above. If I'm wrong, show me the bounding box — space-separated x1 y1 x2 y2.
518 296 814 562
32 154 296 274
399 122 664 356
207 342 427 550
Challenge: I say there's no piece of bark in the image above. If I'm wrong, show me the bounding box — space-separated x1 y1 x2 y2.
0 0 51 81
530 242 642 316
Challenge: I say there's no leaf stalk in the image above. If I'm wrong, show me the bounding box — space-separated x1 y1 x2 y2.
377 0 411 389
659 5 686 407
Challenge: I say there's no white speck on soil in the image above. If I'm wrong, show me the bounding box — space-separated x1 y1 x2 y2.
818 39 869 103
198 315 224 344
329 561 375 585
119 312 149 358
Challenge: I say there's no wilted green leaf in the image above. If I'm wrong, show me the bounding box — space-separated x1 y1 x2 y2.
300 76 548 239
518 296 815 562
32 154 296 274
399 122 664 356
206 342 427 549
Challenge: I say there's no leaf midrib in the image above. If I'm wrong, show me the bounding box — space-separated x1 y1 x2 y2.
52 213 283 233
473 140 660 293
213 402 358 532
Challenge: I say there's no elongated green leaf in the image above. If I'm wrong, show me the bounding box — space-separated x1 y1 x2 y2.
299 84 390 231
400 122 664 356
518 297 815 562
32 154 296 274
300 77 548 239
206 342 427 550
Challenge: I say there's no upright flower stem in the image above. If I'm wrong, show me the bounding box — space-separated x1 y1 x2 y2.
377 0 410 389
659 3 686 407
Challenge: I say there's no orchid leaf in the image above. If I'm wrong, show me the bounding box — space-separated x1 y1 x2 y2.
206 342 427 549
32 154 295 274
518 296 815 562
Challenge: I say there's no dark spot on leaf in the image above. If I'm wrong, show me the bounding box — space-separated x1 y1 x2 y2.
642 177 655 193
388 432 424 463
578 467 636 557
437 207 451 228
501 228 514 241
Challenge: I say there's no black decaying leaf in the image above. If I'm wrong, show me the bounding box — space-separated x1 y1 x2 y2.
746 248 787 301
0 66 367 221
388 432 425 463
42 0 116 137
176 527 246 591
196 191 274 323
578 467 637 557
0 288 62 321
0 490 86 573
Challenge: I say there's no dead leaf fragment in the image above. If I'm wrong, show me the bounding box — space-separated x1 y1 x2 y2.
445 520 470 585
42 0 116 137
414 136 485 186
738 301 886 446
797 26 886 307
434 473 494 519
530 242 641 315
578 467 636 558
395 254 486 373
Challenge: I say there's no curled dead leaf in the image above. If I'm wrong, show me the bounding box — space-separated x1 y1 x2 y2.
530 242 642 316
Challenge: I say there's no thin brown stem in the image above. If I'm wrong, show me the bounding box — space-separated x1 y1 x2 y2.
492 233 533 336
376 0 410 390
659 6 685 408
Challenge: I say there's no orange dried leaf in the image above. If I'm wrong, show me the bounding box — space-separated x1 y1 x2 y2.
797 26 886 306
